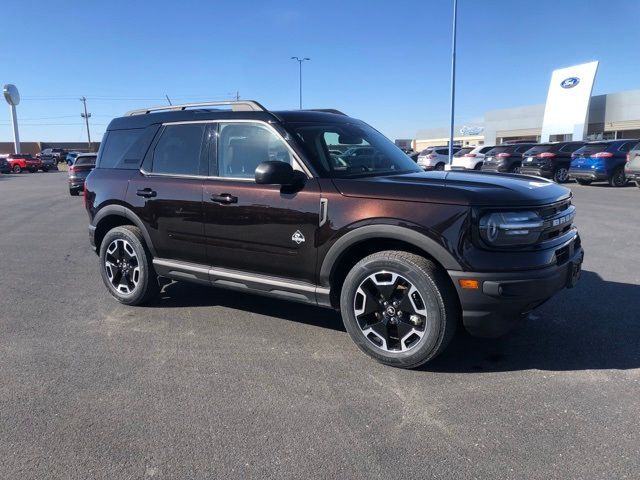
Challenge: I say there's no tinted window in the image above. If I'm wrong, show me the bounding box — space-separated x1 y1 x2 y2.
74 155 96 166
479 146 493 154
515 144 535 153
486 146 512 155
435 149 450 155
217 122 292 178
524 144 553 155
559 143 583 153
619 142 636 153
574 143 609 155
99 127 156 169
152 124 206 175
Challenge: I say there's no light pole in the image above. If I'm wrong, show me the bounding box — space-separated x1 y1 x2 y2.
448 0 458 166
80 96 92 151
291 56 310 109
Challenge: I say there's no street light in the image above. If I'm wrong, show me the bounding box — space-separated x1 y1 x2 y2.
447 0 458 166
291 56 310 109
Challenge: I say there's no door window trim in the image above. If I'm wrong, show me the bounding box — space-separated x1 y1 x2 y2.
139 119 312 180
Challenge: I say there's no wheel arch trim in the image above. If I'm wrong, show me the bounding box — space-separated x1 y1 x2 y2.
319 224 462 286
92 205 157 257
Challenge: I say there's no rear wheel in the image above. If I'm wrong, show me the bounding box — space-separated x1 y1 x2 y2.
575 178 592 186
609 168 626 187
553 166 570 183
99 225 159 305
340 251 458 369
12 165 21 174
435 163 445 171
474 162 483 170
69 189 79 196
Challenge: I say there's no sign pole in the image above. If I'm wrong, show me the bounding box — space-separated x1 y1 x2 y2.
448 0 458 166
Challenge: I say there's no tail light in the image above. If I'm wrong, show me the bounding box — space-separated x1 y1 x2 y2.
593 152 613 158
68 165 74 173
537 152 556 159
496 153 512 158
464 153 477 157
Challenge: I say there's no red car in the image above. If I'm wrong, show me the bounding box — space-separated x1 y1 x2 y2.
6 154 44 173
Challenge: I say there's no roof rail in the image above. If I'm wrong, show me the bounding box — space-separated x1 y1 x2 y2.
125 100 267 116
307 108 346 116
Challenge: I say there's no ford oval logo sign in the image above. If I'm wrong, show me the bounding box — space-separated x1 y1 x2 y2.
560 77 580 89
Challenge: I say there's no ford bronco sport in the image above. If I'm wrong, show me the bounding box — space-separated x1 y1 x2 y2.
84 101 583 368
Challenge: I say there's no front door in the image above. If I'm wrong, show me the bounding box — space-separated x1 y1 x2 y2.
126 122 208 264
202 121 320 284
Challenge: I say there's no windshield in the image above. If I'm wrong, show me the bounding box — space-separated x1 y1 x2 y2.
288 122 421 178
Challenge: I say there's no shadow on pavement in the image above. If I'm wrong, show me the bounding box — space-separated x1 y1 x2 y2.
427 270 640 372
150 280 346 332
151 270 640 371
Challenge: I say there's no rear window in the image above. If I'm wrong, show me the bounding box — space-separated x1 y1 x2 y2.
479 146 493 154
453 147 473 157
97 126 158 169
74 156 96 166
574 143 609 156
486 146 513 155
524 144 553 155
559 143 583 153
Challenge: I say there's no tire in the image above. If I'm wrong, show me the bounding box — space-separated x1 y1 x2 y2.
553 166 570 183
42 167 49 172
99 225 160 306
29 168 37 173
340 250 458 369
435 163 445 171
575 178 592 186
474 162 483 170
69 189 79 196
508 163 522 174
609 168 626 187
12 165 21 174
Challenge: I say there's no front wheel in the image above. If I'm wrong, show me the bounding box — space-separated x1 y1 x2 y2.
99 225 160 305
12 165 21 174
609 168 627 187
575 178 592 185
435 163 445 171
509 163 522 174
553 166 570 183
340 251 458 369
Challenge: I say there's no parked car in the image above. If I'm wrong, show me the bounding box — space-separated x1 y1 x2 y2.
624 141 640 188
40 148 68 165
0 155 10 174
416 146 461 170
449 145 494 170
569 139 639 187
6 153 43 173
68 153 97 195
519 141 584 183
481 143 537 174
84 100 583 369
66 151 82 166
407 151 420 162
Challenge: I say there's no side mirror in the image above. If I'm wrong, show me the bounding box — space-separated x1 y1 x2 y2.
255 161 295 185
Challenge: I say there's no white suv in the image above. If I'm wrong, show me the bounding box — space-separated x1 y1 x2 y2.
416 146 460 171
449 145 494 170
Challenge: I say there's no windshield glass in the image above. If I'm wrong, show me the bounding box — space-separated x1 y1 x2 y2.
288 122 421 178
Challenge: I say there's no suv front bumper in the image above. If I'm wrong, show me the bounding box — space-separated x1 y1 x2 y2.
448 241 583 338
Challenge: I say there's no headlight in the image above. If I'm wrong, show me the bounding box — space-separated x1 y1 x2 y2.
479 211 544 246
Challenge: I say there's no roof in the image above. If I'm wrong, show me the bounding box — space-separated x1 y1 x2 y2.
107 101 358 130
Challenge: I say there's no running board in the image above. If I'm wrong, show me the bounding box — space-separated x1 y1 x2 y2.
153 258 332 307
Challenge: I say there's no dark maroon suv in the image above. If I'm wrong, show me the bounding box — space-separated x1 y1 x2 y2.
84 101 584 369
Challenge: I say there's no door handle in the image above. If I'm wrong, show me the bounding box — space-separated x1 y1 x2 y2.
210 193 238 204
136 188 157 198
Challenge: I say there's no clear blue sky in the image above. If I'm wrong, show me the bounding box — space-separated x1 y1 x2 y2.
1 0 639 143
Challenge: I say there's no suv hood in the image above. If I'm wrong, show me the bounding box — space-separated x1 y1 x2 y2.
331 171 571 207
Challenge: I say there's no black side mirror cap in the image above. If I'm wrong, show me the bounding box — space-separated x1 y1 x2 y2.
255 161 295 185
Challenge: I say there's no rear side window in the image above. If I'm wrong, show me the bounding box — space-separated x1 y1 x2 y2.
435 149 450 155
98 126 157 169
151 124 207 176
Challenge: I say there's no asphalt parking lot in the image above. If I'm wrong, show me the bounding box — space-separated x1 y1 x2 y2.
0 171 639 479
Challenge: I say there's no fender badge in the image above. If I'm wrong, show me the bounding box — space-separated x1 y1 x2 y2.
291 230 305 245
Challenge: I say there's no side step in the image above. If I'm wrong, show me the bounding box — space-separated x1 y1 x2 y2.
153 258 332 307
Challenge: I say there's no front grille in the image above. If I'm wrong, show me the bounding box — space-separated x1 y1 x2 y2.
537 199 575 244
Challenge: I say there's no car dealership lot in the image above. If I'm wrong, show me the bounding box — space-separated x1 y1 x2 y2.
0 172 639 479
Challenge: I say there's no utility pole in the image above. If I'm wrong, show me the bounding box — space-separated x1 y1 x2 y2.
165 94 172 105
447 0 458 167
80 96 92 151
235 90 240 101
291 56 310 109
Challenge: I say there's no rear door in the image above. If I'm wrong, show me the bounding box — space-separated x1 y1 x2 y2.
202 121 320 284
126 123 208 264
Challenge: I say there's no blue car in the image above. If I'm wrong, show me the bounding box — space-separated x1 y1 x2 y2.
569 139 639 187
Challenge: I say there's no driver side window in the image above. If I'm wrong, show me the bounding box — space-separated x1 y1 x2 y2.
217 122 292 179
